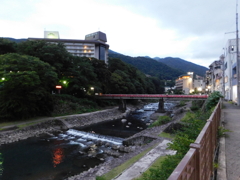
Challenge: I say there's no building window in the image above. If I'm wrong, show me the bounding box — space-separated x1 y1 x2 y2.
225 62 227 70
99 45 106 61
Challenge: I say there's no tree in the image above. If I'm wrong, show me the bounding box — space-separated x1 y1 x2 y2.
63 56 98 97
90 58 111 94
0 53 58 120
0 38 17 55
17 40 72 78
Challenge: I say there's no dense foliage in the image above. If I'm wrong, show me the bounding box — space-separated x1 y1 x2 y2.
206 91 223 110
139 95 222 180
141 110 211 180
0 53 58 119
148 116 171 127
0 39 165 120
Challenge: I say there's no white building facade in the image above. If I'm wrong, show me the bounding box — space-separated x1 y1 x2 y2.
29 31 109 64
223 39 238 101
175 72 193 94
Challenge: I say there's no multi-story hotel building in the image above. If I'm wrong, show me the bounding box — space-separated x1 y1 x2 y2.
175 72 193 94
28 31 109 64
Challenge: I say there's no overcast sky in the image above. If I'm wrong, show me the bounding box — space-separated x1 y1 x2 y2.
1 0 238 67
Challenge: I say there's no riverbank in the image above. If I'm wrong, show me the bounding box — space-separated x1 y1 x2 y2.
0 101 191 180
0 107 132 146
68 101 193 180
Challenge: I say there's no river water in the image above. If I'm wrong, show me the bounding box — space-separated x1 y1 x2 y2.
0 102 175 180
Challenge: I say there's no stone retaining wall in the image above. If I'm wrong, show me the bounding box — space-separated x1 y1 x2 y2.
0 107 131 146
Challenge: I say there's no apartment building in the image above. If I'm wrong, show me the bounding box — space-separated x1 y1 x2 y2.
207 59 223 94
193 75 206 93
28 31 109 64
222 39 238 101
175 72 193 94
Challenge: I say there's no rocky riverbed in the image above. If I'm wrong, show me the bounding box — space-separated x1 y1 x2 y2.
0 101 192 180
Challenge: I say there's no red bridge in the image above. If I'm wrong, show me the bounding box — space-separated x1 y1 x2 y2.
97 94 208 112
97 94 208 100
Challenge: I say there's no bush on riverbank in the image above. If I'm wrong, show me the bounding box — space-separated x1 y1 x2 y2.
140 104 212 180
206 91 223 110
148 116 171 128
51 94 99 116
190 100 205 111
51 94 129 116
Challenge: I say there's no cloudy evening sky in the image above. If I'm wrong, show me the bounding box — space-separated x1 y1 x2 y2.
0 0 238 67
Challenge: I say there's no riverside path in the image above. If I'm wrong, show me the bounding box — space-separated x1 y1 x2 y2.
219 101 240 180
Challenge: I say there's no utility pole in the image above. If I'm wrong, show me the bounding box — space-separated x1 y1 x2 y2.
220 54 225 98
236 0 240 105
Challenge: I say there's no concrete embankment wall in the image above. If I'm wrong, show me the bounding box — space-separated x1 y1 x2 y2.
0 107 130 146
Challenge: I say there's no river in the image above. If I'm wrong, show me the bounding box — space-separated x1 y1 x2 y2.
0 102 175 180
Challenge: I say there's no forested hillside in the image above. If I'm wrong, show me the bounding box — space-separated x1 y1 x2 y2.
0 38 164 120
154 57 208 77
109 50 208 78
108 52 185 80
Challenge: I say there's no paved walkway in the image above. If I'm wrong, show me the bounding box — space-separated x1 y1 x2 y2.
113 140 176 180
219 102 240 180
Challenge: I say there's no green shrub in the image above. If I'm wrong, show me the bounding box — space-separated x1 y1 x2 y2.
144 109 211 179
190 106 199 111
191 100 204 111
218 126 231 138
178 100 186 107
141 154 183 180
149 116 171 128
96 176 106 180
206 91 223 110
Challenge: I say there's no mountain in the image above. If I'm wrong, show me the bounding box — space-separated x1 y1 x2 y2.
108 52 185 80
3 37 27 43
154 57 208 77
108 49 121 55
109 50 208 80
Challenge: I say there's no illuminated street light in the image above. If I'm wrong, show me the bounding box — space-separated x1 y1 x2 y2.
63 81 67 84
1 78 5 80
90 87 94 90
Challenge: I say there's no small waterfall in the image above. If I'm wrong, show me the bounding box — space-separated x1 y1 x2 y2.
66 129 123 145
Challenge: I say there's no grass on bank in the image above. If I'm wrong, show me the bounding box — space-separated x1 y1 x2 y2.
158 132 175 139
97 144 159 180
134 155 167 180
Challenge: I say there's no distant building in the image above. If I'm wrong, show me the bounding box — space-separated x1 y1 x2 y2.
28 31 109 63
206 59 223 94
193 75 205 93
175 72 193 94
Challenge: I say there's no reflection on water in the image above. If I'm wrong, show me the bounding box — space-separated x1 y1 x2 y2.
52 148 64 168
0 137 103 180
0 153 3 176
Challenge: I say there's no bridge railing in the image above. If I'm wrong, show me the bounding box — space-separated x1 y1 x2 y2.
168 100 221 180
97 94 208 99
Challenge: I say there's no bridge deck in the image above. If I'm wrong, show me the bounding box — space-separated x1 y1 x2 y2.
97 94 208 100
